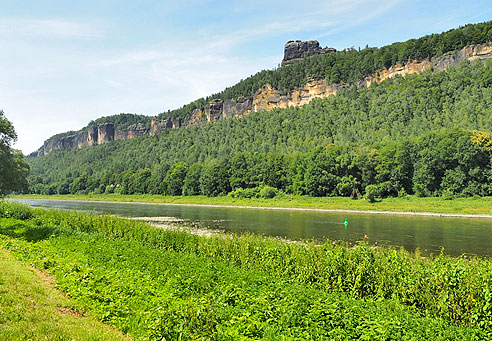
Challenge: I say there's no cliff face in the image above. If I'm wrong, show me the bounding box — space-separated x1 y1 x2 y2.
30 122 142 157
31 42 492 157
115 123 147 141
252 42 492 111
281 40 336 66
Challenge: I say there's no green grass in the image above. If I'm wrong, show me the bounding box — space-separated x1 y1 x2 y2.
12 193 492 216
0 201 491 339
0 246 128 340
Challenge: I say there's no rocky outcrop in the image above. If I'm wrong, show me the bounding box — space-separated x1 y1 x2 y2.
150 118 182 135
362 42 492 87
30 42 492 157
252 79 341 112
223 96 252 118
282 40 336 66
97 123 114 144
29 122 148 157
115 123 148 141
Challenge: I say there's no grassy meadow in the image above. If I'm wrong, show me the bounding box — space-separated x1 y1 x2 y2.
0 200 491 339
12 193 492 216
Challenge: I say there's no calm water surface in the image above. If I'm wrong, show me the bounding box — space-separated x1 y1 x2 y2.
14 198 492 257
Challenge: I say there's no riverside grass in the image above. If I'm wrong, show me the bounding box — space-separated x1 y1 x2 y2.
0 247 128 340
0 201 491 339
12 193 492 216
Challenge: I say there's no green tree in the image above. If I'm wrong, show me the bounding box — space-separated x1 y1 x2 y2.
200 161 230 197
0 110 29 196
164 162 188 196
183 163 202 196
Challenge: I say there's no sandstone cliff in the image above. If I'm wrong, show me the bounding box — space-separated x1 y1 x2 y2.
281 40 336 66
30 42 492 157
29 122 143 157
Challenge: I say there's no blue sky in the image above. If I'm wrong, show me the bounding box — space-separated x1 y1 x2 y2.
1 0 491 154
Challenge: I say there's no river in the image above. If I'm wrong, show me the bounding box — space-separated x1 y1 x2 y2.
14 198 492 257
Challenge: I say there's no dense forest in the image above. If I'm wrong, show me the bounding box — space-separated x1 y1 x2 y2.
28 60 492 199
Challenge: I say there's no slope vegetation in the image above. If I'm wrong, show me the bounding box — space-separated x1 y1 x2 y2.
28 60 492 198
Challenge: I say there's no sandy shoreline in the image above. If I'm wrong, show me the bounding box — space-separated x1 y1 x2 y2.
16 198 492 219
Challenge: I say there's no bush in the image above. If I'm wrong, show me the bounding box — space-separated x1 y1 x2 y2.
378 181 395 198
259 186 277 199
441 188 455 200
365 185 380 203
104 185 115 194
92 184 106 195
336 176 356 197
229 187 260 199
398 187 408 198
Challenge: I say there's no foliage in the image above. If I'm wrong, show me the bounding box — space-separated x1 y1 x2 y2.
0 203 490 338
471 130 492 151
259 185 277 199
182 163 202 196
365 184 380 202
0 201 33 220
228 187 260 199
0 241 127 340
163 162 188 196
0 111 29 196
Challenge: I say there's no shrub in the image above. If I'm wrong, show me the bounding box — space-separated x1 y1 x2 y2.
397 187 408 198
441 188 455 200
259 186 277 199
378 181 395 198
336 176 356 197
104 185 115 194
365 185 380 203
229 187 260 199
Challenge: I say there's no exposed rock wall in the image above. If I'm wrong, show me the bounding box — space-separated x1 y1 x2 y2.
254 42 492 111
115 123 147 141
97 123 114 144
31 42 492 157
29 122 145 157
282 40 336 66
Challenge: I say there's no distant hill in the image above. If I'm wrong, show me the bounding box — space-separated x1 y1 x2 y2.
27 21 492 198
29 21 492 157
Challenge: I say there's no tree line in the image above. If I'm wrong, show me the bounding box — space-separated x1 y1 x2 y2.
28 128 492 200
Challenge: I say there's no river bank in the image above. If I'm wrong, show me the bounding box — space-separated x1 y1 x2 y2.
0 201 489 338
11 193 492 218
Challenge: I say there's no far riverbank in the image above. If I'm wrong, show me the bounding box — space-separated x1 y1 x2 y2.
11 194 492 218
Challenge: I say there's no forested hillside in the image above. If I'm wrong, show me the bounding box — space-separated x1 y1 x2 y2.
160 20 492 120
30 20 492 157
28 59 492 198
